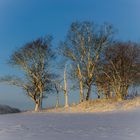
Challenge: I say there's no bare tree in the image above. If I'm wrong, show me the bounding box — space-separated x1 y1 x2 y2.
63 65 69 107
54 82 60 108
60 21 114 101
53 66 69 108
2 36 54 111
98 42 140 100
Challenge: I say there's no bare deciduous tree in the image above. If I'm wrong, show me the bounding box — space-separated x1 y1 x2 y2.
2 36 54 111
98 42 140 100
63 65 69 107
60 21 114 101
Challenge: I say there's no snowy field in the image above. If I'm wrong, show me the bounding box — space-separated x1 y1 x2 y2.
0 109 140 140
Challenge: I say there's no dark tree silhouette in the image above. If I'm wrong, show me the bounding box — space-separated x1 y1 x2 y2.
2 36 55 111
97 42 140 100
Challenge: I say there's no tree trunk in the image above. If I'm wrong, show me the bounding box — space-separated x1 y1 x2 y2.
38 84 43 110
86 85 92 101
40 93 43 109
117 96 123 101
103 84 109 99
55 93 59 108
122 85 129 98
77 64 84 102
109 91 113 99
116 91 123 101
64 66 69 107
34 100 40 112
54 83 60 108
125 86 129 96
79 79 84 102
64 91 69 108
97 84 101 99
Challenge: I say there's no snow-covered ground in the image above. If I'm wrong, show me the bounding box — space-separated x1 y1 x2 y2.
0 109 140 140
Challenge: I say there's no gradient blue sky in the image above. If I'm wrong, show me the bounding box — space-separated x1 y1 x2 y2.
0 0 140 109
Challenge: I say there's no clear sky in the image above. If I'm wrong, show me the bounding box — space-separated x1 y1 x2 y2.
0 0 140 109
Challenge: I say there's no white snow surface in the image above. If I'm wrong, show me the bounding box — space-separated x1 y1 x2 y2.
0 109 140 140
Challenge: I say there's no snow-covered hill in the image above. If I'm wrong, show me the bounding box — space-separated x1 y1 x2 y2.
0 105 20 114
0 109 140 140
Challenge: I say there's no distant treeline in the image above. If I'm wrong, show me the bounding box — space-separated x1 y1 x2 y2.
1 21 140 111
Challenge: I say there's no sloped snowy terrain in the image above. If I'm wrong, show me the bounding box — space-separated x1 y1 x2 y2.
0 109 140 140
0 105 20 114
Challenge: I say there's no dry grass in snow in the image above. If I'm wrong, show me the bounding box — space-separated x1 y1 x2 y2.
44 97 140 113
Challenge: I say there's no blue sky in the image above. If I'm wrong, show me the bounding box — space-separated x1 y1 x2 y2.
0 0 140 109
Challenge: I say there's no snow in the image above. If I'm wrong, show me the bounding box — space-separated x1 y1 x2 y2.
0 109 140 140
